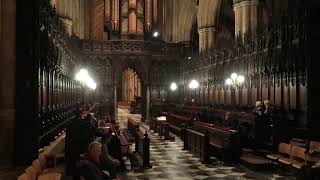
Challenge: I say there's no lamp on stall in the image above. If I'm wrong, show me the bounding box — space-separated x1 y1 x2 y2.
75 68 97 90
188 79 199 104
188 79 199 90
225 73 245 105
225 73 245 87
170 82 177 91
153 31 159 38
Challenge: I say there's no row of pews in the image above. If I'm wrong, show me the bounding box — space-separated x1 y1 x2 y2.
149 103 315 172
149 104 277 163
18 130 66 180
150 112 241 162
120 118 151 169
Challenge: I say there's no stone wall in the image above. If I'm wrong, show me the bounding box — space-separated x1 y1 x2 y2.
0 0 16 169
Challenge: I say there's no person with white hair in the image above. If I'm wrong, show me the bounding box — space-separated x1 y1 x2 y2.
253 101 265 115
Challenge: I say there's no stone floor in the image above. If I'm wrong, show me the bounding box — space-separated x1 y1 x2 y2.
117 106 295 180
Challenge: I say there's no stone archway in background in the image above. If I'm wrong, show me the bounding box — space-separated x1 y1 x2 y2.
121 68 142 103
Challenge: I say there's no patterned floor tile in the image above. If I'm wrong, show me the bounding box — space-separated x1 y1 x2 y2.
117 106 294 180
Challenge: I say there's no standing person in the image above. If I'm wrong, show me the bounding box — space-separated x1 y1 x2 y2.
264 100 278 152
253 101 265 149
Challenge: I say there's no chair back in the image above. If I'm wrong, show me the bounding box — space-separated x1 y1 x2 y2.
32 159 42 176
38 153 47 170
310 141 320 150
17 173 28 180
26 166 36 180
291 145 306 162
278 143 292 157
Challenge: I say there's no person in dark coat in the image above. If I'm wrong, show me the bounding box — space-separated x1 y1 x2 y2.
79 141 120 179
65 107 107 176
253 101 266 149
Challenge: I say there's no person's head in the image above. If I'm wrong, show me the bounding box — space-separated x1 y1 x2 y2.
98 120 106 128
88 142 102 160
264 100 273 108
255 101 262 107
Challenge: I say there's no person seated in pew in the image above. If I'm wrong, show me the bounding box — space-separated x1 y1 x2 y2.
101 131 121 178
76 142 110 180
80 141 120 179
253 101 265 115
224 112 239 130
104 112 112 123
297 159 320 180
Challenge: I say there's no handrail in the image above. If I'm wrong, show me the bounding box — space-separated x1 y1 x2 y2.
39 114 76 142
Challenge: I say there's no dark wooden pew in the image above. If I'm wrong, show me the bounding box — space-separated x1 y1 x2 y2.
191 121 241 162
150 117 175 140
133 130 151 168
128 118 139 133
123 118 140 143
183 128 210 163
165 113 192 138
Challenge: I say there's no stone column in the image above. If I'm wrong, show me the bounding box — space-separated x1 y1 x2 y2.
233 0 259 40
198 27 216 52
146 84 151 121
113 82 118 121
233 2 242 38
141 82 150 122
0 0 16 168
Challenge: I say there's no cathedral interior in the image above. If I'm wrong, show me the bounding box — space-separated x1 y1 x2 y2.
0 0 320 179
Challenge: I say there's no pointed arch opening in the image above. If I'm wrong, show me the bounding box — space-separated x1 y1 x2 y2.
121 68 141 103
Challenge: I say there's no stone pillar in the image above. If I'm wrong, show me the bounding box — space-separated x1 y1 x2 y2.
141 82 150 122
198 27 215 52
234 3 242 38
0 0 16 168
113 82 118 121
233 0 259 40
146 84 150 121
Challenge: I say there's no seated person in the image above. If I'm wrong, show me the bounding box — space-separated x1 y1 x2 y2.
80 141 120 179
104 113 111 123
224 112 239 130
253 101 265 115
297 157 320 180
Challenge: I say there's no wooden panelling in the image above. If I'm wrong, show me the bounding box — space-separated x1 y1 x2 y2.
251 87 257 105
290 84 296 109
283 86 289 109
242 88 247 105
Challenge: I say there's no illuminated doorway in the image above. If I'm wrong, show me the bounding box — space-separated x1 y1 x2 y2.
121 68 141 103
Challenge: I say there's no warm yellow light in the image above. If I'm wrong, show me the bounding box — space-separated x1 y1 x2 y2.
170 82 177 91
225 78 233 85
189 80 199 89
237 75 245 84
